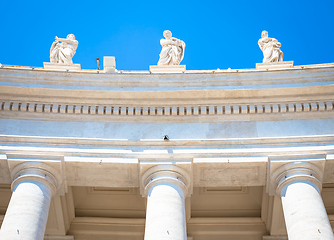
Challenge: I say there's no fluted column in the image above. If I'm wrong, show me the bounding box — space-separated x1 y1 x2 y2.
270 160 334 240
142 165 191 240
0 162 60 240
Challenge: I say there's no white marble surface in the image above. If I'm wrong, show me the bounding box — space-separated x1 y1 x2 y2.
1 119 334 140
0 181 53 240
0 62 333 240
256 61 293 69
103 56 117 73
43 62 81 70
158 30 185 66
258 31 283 63
1 63 334 91
145 183 187 240
150 65 186 73
281 181 334 239
50 34 78 65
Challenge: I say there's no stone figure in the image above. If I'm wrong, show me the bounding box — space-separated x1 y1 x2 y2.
158 30 185 65
50 34 78 64
258 31 283 63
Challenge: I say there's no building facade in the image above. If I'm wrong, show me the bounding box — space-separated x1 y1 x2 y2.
0 62 334 240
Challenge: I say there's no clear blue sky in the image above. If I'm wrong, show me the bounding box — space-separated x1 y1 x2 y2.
1 0 333 70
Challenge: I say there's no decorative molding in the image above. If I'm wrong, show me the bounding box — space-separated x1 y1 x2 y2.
199 186 247 195
6 154 66 196
87 187 137 195
256 61 293 70
150 65 186 73
1 100 333 117
10 162 59 196
187 217 267 239
263 236 288 240
140 164 192 197
68 217 145 237
200 166 260 182
1 134 334 148
43 62 81 71
44 236 74 240
267 154 326 196
194 158 266 187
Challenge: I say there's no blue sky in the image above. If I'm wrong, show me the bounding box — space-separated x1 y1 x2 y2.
1 0 333 70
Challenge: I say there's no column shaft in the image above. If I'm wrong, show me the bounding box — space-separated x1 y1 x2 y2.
281 180 334 240
144 183 187 240
0 180 53 240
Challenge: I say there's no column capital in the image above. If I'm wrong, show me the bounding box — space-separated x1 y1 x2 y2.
267 154 326 196
6 154 66 196
140 164 192 197
11 162 60 196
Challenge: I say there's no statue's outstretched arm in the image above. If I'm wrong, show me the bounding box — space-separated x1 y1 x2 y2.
58 38 78 45
55 37 66 42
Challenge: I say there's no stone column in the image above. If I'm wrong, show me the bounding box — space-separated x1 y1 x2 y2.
0 162 59 240
271 161 334 240
142 165 190 240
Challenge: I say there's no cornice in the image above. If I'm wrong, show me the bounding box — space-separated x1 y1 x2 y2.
0 72 333 121
1 98 333 121
1 64 333 121
0 63 334 91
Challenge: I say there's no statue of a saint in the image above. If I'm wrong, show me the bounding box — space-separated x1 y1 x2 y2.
158 30 185 65
258 31 283 63
50 34 78 65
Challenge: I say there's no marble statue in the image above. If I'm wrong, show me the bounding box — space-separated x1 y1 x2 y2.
258 31 283 63
158 30 185 65
50 34 78 64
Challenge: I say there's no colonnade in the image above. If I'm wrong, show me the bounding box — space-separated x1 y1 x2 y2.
270 161 334 240
0 158 334 240
0 162 59 240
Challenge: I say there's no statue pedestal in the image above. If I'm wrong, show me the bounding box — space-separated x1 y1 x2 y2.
43 62 81 70
256 61 293 70
150 65 186 74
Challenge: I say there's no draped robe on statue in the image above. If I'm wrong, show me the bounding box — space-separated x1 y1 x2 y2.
50 39 78 65
158 38 185 65
258 37 283 63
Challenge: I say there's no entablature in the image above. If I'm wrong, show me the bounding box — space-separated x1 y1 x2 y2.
1 135 334 189
1 63 334 123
